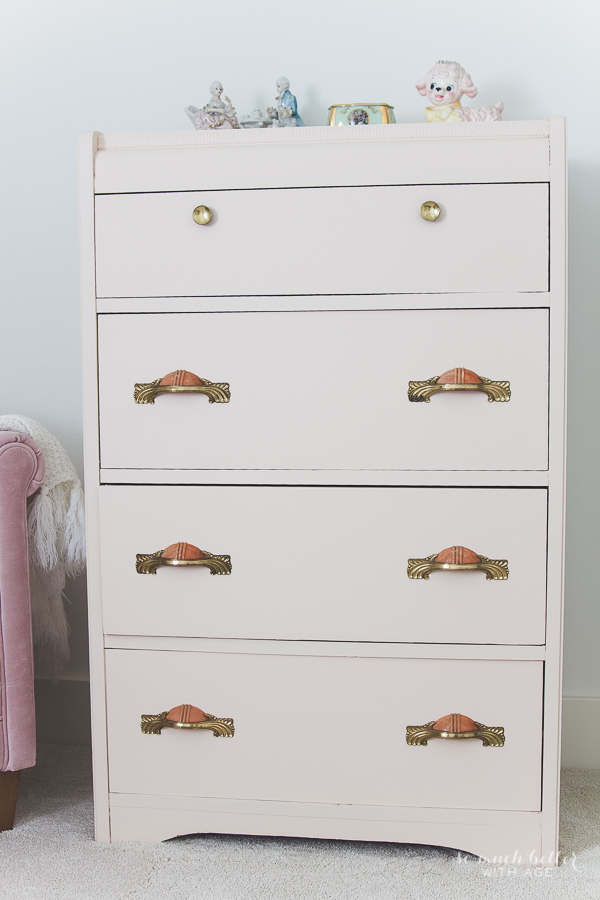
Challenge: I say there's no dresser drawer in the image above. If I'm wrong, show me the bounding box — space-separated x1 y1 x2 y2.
94 183 549 298
105 648 543 812
99 485 547 644
98 308 549 473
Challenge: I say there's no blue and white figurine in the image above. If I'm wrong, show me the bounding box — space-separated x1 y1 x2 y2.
267 77 304 127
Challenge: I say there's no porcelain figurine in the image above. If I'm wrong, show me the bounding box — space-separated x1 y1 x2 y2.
416 61 503 122
267 77 304 127
185 81 240 130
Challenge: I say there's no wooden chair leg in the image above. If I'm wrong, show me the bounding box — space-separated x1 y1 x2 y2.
0 770 21 831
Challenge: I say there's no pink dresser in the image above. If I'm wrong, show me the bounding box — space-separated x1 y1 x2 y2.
79 120 567 863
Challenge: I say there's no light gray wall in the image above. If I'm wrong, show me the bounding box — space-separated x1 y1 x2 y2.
2 1 598 714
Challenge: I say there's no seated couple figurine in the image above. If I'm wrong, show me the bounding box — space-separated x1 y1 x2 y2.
185 77 304 131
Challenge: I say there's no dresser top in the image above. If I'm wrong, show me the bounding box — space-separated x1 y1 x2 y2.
96 120 557 151
85 119 565 195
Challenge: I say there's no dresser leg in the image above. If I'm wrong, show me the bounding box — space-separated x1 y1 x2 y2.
0 770 22 831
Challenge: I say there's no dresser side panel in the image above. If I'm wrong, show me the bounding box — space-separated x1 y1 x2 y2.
79 131 111 842
540 115 568 861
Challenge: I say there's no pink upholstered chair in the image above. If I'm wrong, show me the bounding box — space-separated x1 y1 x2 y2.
0 432 44 831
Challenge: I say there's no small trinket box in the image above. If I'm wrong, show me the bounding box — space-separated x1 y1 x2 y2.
328 103 395 126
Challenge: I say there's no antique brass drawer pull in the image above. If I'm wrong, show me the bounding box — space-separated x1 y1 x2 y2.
192 205 213 225
408 367 510 403
136 542 232 575
134 369 230 405
406 713 505 747
420 200 441 221
141 704 234 737
407 545 508 580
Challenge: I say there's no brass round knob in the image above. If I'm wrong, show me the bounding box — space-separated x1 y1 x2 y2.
192 205 213 225
420 201 441 222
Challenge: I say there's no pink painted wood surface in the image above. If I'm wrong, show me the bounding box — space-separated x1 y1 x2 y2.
98 308 549 473
94 183 549 298
108 801 542 857
80 123 567 854
99 485 547 645
106 649 543 812
94 126 551 196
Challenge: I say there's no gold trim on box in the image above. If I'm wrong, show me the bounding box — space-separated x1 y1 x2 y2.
406 721 505 747
134 378 231 405
407 376 511 403
136 550 232 576
141 711 235 737
407 553 509 581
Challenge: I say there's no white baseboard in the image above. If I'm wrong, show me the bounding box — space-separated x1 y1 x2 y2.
561 696 600 769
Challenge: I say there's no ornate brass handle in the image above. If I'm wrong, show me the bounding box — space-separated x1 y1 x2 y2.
420 200 441 221
408 367 510 403
407 545 508 580
141 704 234 737
407 713 505 747
136 542 232 575
134 370 230 405
192 205 213 225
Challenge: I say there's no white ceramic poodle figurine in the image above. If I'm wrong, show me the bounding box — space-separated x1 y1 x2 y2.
416 61 503 122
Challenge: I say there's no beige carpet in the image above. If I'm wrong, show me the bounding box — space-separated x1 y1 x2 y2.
0 744 599 899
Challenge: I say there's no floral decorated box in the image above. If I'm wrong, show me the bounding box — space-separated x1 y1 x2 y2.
328 103 395 126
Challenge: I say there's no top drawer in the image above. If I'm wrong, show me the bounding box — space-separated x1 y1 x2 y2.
94 183 549 299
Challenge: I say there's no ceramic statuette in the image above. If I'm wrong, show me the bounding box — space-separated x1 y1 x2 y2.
416 61 503 122
267 77 304 127
185 80 240 130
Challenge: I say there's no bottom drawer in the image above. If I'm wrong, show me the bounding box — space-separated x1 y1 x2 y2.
106 648 543 812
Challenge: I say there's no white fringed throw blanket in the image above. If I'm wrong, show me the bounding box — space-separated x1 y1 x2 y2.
0 415 86 677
